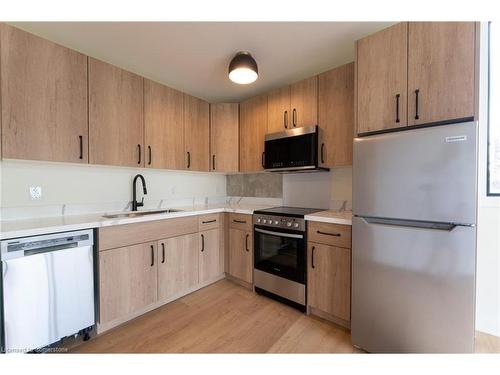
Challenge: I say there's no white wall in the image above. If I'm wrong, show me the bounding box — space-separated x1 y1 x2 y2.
0 159 226 219
283 166 352 210
475 22 500 337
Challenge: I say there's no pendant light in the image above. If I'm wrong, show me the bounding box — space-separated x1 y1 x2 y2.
228 51 258 84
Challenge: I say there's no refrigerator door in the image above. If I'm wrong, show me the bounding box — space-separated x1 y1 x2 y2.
351 216 476 353
353 122 477 224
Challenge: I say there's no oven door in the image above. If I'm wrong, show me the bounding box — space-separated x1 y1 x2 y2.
253 226 306 284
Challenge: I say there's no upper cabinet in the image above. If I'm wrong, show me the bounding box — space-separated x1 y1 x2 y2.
210 103 239 172
267 76 318 133
1 24 88 163
318 62 354 168
356 22 476 135
184 94 210 172
144 79 185 170
356 22 408 134
89 58 144 167
240 94 268 172
407 22 476 126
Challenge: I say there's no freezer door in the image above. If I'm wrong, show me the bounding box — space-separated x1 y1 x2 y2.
351 216 476 353
2 246 95 352
353 122 477 224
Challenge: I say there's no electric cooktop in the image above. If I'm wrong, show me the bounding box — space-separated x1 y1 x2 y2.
253 206 322 218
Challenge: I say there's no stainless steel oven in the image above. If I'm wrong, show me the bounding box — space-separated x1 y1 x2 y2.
253 207 320 311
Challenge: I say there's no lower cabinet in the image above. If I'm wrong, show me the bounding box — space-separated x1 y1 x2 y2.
199 228 222 283
228 227 253 284
307 242 351 326
99 242 158 325
157 233 199 302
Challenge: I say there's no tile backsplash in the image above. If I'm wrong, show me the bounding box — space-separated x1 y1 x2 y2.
226 173 283 198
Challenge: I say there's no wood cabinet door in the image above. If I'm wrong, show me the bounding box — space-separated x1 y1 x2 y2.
229 228 253 283
307 243 351 321
157 234 199 301
408 22 476 126
144 79 185 169
210 103 239 172
239 94 268 172
99 242 158 325
356 22 408 134
267 86 291 133
184 94 210 171
89 58 144 167
1 24 88 163
290 76 318 128
318 62 354 167
199 228 222 283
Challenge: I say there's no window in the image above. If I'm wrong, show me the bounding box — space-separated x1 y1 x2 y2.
488 22 500 195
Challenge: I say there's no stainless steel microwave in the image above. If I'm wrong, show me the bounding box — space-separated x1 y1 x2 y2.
263 125 329 173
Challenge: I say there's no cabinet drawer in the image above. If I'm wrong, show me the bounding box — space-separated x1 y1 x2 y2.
198 213 221 231
228 213 252 231
307 222 351 249
99 216 199 251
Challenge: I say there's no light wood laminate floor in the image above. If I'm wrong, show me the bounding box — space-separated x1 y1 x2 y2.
72 279 499 353
73 279 358 353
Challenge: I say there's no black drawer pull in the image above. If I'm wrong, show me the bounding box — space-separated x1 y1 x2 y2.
138 144 141 165
311 246 316 269
317 230 341 237
395 94 400 123
161 243 165 264
284 110 288 129
187 151 191 168
414 89 420 120
321 143 325 164
212 155 216 170
202 219 217 224
148 145 152 165
233 219 247 224
79 136 83 159
150 245 155 267
292 108 297 127
245 233 249 252
201 234 205 252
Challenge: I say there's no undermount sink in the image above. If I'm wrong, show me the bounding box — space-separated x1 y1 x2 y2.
102 209 183 219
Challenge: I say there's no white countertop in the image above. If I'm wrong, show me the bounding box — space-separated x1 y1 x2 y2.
304 210 353 226
0 203 272 240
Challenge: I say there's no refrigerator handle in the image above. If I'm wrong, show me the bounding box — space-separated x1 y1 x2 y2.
361 217 465 231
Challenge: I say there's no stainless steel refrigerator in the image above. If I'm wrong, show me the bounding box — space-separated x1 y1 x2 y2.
352 121 477 353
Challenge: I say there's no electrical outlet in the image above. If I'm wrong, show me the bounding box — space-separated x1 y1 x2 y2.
29 186 42 201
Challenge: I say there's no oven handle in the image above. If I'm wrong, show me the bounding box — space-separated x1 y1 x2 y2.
254 227 304 239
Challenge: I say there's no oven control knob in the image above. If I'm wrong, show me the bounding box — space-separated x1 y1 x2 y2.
286 222 292 227
257 218 261 223
293 223 299 228
262 219 267 224
274 220 279 225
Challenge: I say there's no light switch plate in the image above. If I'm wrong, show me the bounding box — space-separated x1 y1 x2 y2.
29 186 42 200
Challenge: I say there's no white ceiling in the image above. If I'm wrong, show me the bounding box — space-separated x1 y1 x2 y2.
11 22 394 102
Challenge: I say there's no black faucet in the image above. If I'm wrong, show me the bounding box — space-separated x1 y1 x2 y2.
132 174 148 211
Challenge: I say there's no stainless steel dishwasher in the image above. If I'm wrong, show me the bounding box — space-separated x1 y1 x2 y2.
1 230 95 353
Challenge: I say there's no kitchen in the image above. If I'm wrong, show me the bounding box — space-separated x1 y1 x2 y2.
0 3 499 370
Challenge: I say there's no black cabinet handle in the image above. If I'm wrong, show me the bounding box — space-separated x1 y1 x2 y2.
138 144 141 165
261 152 265 169
284 110 288 129
317 230 341 237
187 151 191 168
292 108 297 127
245 234 249 252
396 94 401 123
202 219 217 224
311 246 316 269
161 243 165 264
201 234 205 252
79 136 83 160
414 89 420 120
212 155 216 171
321 143 325 164
150 245 155 267
233 219 247 224
148 146 152 165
